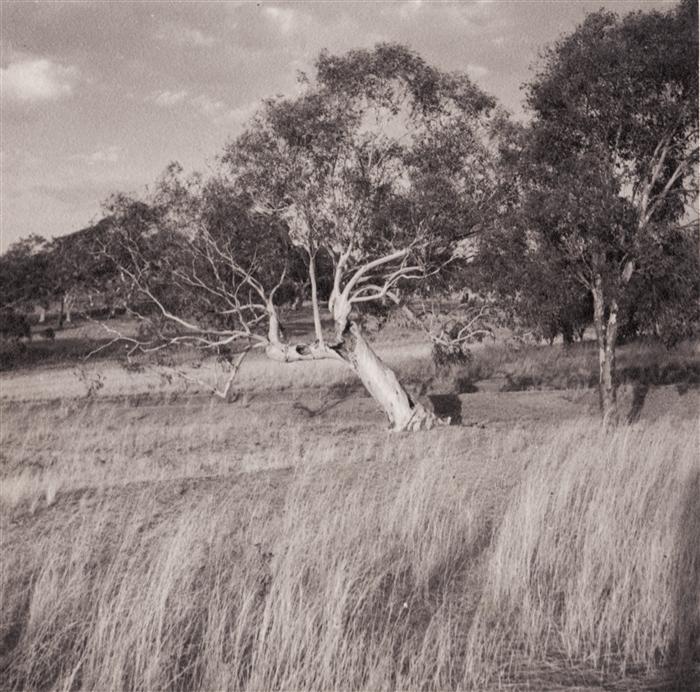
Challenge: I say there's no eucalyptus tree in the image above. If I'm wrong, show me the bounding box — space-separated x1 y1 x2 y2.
497 1 698 420
103 44 498 430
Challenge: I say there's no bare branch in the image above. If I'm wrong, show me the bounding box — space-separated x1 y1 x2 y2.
341 247 411 302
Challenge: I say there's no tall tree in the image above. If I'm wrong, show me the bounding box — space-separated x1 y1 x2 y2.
492 1 698 420
104 44 498 431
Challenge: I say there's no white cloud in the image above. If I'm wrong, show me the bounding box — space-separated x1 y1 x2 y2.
223 101 259 126
155 20 218 47
1 58 79 103
191 94 258 127
190 93 227 119
152 89 189 107
399 1 423 21
467 63 490 79
148 89 253 126
70 146 121 166
263 6 296 34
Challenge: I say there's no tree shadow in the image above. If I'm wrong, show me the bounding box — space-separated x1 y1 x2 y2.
669 468 700 685
293 389 351 418
619 362 699 390
428 394 463 425
622 362 699 423
627 382 650 424
676 381 693 396
455 376 479 394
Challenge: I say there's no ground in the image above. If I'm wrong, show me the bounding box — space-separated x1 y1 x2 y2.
0 318 698 690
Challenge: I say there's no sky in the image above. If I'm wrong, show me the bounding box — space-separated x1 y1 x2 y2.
0 0 678 250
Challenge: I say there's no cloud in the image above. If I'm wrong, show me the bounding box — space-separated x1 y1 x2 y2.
1 58 79 103
222 100 259 126
467 63 490 79
190 93 228 119
155 20 218 47
149 88 257 127
399 1 424 21
69 146 121 165
152 89 189 107
263 6 297 34
190 94 257 126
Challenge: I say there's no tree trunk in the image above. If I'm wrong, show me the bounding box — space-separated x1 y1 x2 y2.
308 253 324 347
592 279 619 423
334 321 441 431
561 321 574 346
65 291 76 324
266 298 444 432
38 306 46 324
292 292 304 311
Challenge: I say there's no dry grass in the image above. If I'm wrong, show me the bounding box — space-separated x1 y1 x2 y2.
467 420 700 687
0 339 430 403
1 411 698 690
1 334 698 689
3 326 697 406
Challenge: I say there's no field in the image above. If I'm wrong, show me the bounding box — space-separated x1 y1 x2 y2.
1 320 699 690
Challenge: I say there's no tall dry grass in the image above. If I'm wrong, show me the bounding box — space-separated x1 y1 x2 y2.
1 442 488 691
468 420 700 686
1 416 698 690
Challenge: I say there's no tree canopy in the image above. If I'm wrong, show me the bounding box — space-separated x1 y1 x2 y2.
91 44 501 429
480 0 698 418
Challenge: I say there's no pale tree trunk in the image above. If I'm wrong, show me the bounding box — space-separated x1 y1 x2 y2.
308 252 324 347
332 321 441 432
64 291 76 324
292 291 304 311
592 277 619 424
37 306 46 324
265 300 443 431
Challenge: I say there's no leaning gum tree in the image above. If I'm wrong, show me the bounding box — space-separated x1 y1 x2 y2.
100 44 497 431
